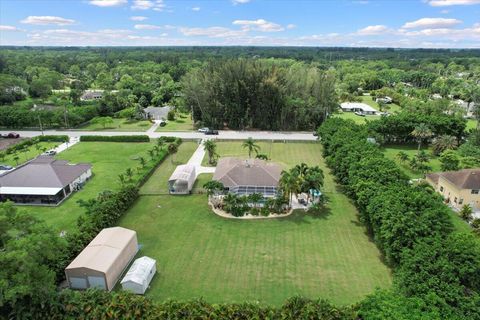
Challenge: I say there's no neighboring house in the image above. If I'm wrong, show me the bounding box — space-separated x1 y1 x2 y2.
455 99 476 117
80 90 106 101
0 156 92 206
375 96 392 104
213 157 282 198
426 169 480 211
144 106 171 120
168 164 196 195
65 227 138 291
340 102 377 115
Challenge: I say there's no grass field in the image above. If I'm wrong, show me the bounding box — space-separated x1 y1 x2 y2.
467 119 477 131
119 141 392 306
21 141 157 232
381 144 441 179
333 95 401 124
156 113 194 132
78 118 152 131
1 141 59 167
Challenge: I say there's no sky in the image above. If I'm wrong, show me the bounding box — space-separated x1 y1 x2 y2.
0 0 479 48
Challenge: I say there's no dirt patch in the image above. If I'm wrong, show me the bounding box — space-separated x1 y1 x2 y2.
0 138 27 151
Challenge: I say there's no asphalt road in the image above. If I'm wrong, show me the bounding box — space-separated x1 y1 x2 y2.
0 129 318 141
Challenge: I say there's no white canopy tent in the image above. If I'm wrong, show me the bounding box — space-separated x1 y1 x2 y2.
121 256 156 295
168 164 196 194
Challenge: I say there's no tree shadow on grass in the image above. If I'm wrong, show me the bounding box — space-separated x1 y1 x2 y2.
277 194 333 225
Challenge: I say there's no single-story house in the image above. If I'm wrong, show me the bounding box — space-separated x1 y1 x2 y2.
121 256 156 295
80 90 104 101
144 106 172 120
340 102 377 115
0 156 92 206
168 164 196 194
426 169 480 211
213 157 282 198
65 227 138 291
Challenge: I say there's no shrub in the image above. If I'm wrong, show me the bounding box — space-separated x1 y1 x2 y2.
79 135 150 142
167 109 176 121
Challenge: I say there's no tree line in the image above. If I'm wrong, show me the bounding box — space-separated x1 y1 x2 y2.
182 59 337 130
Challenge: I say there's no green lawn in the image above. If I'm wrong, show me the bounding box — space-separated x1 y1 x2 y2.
1 141 59 167
467 119 477 131
119 141 392 306
78 118 153 131
21 141 157 232
332 96 401 124
156 113 194 132
381 144 441 179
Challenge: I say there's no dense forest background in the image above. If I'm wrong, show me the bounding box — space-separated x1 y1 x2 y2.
0 46 479 130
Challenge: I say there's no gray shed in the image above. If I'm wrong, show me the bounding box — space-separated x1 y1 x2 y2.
65 227 138 291
168 164 196 194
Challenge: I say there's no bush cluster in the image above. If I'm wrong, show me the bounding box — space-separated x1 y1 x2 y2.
79 135 150 142
319 118 480 318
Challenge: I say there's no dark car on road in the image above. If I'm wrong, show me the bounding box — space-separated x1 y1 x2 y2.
0 165 13 171
205 129 219 135
1 132 20 138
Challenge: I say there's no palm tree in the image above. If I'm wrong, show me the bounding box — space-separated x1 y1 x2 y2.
432 135 457 156
168 143 178 164
203 139 218 165
157 137 165 149
279 169 300 208
118 173 126 186
138 156 146 168
203 180 224 196
248 193 263 210
125 168 134 182
415 150 430 164
242 137 260 158
411 123 433 152
153 145 160 155
459 204 473 222
396 151 409 164
148 149 155 161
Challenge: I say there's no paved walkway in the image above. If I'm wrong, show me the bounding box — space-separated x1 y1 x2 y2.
146 120 161 134
187 138 216 176
52 136 80 154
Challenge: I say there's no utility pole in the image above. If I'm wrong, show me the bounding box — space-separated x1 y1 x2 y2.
37 114 44 136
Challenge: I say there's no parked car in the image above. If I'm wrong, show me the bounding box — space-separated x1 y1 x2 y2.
1 132 20 138
198 127 209 133
0 164 13 171
313 132 318 137
42 150 57 156
205 129 219 135
159 120 167 127
354 111 365 117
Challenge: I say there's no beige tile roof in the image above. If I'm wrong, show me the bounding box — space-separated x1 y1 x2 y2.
428 169 480 189
213 157 281 188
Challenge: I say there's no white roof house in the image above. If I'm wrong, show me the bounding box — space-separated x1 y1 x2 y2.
340 102 378 114
168 164 196 194
121 256 156 295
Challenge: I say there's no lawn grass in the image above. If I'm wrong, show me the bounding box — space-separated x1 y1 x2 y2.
156 113 194 132
467 119 477 131
381 144 441 179
332 96 401 124
119 141 392 306
1 141 60 167
78 118 152 131
21 141 158 232
139 141 199 195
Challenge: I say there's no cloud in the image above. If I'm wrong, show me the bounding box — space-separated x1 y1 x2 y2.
130 16 148 21
88 0 127 7
356 25 389 35
20 16 75 26
402 17 462 29
134 24 161 30
352 1 369 4
0 25 22 31
131 0 166 11
286 24 296 29
179 26 247 38
440 9 450 13
232 19 284 32
232 0 251 4
426 0 480 6
192 7 200 11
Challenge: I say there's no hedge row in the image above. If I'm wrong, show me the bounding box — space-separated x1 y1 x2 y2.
80 135 150 142
319 118 480 319
2 135 69 154
41 290 355 320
